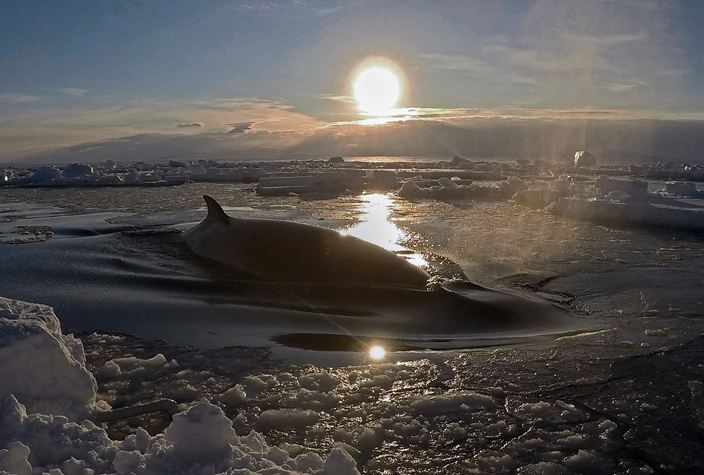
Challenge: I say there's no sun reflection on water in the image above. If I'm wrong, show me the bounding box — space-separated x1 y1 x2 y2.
340 193 428 268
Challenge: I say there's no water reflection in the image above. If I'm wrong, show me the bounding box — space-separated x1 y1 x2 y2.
340 193 428 268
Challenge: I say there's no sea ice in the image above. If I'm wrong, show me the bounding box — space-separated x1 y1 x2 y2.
0 297 98 419
0 297 373 475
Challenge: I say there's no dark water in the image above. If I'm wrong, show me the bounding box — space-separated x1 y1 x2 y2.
0 206 588 366
0 188 594 364
2 183 703 365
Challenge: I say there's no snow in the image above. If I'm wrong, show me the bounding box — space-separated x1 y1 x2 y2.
321 447 360 475
0 382 361 475
0 395 115 471
256 409 321 431
0 297 99 419
547 196 704 231
0 441 32 475
297 371 341 392
161 399 238 469
664 181 699 197
0 297 373 475
102 354 168 377
409 391 498 415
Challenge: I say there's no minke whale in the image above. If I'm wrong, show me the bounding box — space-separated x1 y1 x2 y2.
177 194 585 352
183 195 431 287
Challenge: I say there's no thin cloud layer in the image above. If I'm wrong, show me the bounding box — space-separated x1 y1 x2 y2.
227 122 252 134
1 93 40 103
56 88 89 97
0 98 322 161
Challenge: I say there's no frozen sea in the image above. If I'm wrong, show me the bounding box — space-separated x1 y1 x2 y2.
1 162 704 474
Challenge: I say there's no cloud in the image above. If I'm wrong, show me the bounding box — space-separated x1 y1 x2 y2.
417 54 496 76
288 118 704 163
10 113 704 166
234 0 356 18
1 93 40 103
177 122 204 128
0 97 324 161
57 88 89 97
227 122 253 134
606 83 639 93
483 33 647 76
318 94 356 104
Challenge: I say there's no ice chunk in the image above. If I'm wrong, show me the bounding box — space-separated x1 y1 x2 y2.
104 353 167 377
256 409 320 431
438 177 459 189
168 160 188 168
607 190 632 202
322 446 360 475
0 395 115 470
112 450 144 475
595 177 648 199
219 384 247 407
399 180 422 198
0 441 31 475
664 181 699 197
123 170 140 183
355 426 384 452
29 167 62 183
293 451 325 472
63 163 94 178
0 297 97 418
573 151 596 167
298 371 341 391
562 449 610 472
513 189 565 209
163 399 239 467
409 391 497 415
548 196 704 231
518 461 570 474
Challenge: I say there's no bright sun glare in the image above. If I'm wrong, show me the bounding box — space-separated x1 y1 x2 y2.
353 67 400 115
368 345 386 360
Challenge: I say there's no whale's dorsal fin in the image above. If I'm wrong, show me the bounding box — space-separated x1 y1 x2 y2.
203 195 229 225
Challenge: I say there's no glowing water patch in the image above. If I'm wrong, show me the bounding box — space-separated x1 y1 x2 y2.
340 193 428 268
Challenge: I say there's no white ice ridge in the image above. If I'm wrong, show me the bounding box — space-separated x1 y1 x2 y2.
0 296 361 475
0 296 99 419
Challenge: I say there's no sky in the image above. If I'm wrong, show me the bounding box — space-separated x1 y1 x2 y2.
2 0 704 163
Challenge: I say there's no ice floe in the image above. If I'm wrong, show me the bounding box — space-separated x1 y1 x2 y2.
0 297 363 475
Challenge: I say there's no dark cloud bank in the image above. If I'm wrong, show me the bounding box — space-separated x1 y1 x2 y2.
12 119 704 165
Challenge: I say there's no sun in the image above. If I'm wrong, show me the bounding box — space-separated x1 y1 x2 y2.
368 345 386 360
353 67 400 115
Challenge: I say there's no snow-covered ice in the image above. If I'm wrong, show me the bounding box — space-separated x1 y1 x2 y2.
0 297 366 475
3 284 704 473
0 297 99 419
